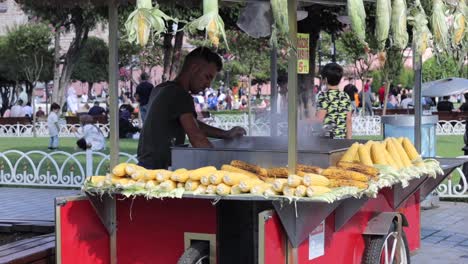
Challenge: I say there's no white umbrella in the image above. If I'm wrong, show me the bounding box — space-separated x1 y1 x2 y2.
421 77 468 97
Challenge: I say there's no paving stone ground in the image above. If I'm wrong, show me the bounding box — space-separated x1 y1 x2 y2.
412 202 468 264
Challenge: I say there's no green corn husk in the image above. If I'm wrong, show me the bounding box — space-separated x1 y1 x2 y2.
347 0 367 44
391 0 409 49
409 0 432 56
432 0 449 50
187 0 227 48
375 0 392 50
270 0 289 46
452 0 467 46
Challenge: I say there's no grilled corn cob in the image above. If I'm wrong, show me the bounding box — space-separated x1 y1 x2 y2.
223 172 252 186
189 166 217 181
340 143 360 162
230 160 268 177
282 186 296 197
221 165 259 178
267 167 289 178
185 180 200 191
287 174 303 187
159 180 177 191
358 145 373 166
391 138 412 167
371 143 388 165
402 138 420 161
239 179 264 192
353 152 360 162
297 164 323 174
294 185 307 197
306 186 332 197
302 173 330 187
336 161 379 178
328 179 369 189
272 178 288 192
216 183 231 195
322 167 369 182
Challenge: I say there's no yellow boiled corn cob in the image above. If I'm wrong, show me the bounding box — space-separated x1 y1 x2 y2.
340 142 360 162
185 180 200 191
328 179 369 189
371 143 388 165
189 166 217 181
125 164 145 176
177 183 184 188
322 167 369 182
112 163 132 177
130 168 147 181
336 161 379 178
111 177 131 188
146 169 171 181
216 183 231 195
194 185 207 194
384 149 400 169
287 174 303 187
205 185 217 195
402 138 420 161
221 165 259 178
88 176 108 187
250 183 272 195
155 170 172 182
385 139 404 169
264 187 279 197
294 185 307 197
171 170 190 183
209 171 226 185
306 186 332 197
282 186 296 197
272 178 288 192
353 152 360 162
302 173 330 187
267 167 289 178
297 164 323 174
230 160 268 177
358 145 373 166
391 138 412 167
200 175 211 186
230 184 243 195
397 137 404 145
159 180 176 191
223 172 253 186
239 178 264 192
145 180 159 190
135 179 147 188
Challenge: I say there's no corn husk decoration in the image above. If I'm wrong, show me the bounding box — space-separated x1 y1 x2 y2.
452 0 467 46
347 0 367 44
432 0 449 50
391 0 409 49
187 0 227 48
124 0 175 47
409 0 432 56
270 0 289 46
375 0 392 50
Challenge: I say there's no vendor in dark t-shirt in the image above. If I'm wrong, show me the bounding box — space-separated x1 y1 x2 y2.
137 47 246 169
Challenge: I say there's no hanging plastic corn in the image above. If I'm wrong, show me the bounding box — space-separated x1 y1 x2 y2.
347 0 367 44
375 0 392 50
187 0 227 48
432 0 449 50
452 0 466 46
124 0 174 47
270 0 289 46
391 0 409 49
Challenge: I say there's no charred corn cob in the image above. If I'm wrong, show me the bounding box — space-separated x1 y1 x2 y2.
297 164 323 174
189 166 217 181
209 171 225 185
272 178 288 192
306 186 332 197
223 172 252 186
402 138 420 161
230 160 268 177
340 142 360 162
287 174 303 187
250 183 272 195
267 167 289 178
336 161 379 178
159 180 177 191
322 167 369 182
294 185 307 197
302 173 330 187
282 186 296 197
328 179 369 189
230 184 243 195
371 143 388 165
385 139 404 168
185 180 200 191
239 179 264 192
391 138 412 167
216 183 231 195
221 165 259 178
205 184 217 194
358 145 373 166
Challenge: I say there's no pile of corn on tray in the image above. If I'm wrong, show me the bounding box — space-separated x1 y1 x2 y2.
83 137 443 203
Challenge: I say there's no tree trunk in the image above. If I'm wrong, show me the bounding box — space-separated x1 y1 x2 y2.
88 82 94 99
52 30 61 105
162 33 174 82
169 30 184 80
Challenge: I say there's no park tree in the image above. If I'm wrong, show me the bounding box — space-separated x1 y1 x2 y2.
71 37 109 97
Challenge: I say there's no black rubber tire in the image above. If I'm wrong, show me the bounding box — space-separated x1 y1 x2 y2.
362 222 411 264
177 242 210 264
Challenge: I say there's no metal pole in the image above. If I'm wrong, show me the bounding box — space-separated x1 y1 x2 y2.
413 46 422 152
287 0 298 175
108 1 120 168
248 75 252 136
32 87 36 138
270 42 278 137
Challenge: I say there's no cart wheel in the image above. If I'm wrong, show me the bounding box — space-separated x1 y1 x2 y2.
362 223 410 264
177 241 210 264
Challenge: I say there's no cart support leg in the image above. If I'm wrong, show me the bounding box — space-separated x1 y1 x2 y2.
395 214 403 263
287 243 298 264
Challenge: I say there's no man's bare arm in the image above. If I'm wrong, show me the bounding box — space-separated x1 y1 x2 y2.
180 113 213 148
197 120 228 139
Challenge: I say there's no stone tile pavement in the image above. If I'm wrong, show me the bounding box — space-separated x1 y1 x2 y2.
0 187 79 222
412 202 468 264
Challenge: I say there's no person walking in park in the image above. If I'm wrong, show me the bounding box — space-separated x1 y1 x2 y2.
88 101 106 116
47 103 61 150
315 63 352 139
10 100 25 117
134 72 154 124
361 79 374 115
343 78 358 114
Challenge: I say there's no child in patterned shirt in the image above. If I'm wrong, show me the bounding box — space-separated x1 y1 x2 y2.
316 63 352 139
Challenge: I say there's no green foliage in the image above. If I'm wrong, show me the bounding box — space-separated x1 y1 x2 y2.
71 37 108 83
336 31 368 64
422 55 461 82
370 67 414 91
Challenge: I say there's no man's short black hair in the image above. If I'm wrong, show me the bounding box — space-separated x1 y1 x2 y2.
183 47 223 71
76 138 88 150
50 102 60 111
321 63 343 86
140 72 150 81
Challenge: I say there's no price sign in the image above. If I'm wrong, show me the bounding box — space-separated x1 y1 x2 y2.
297 33 309 74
